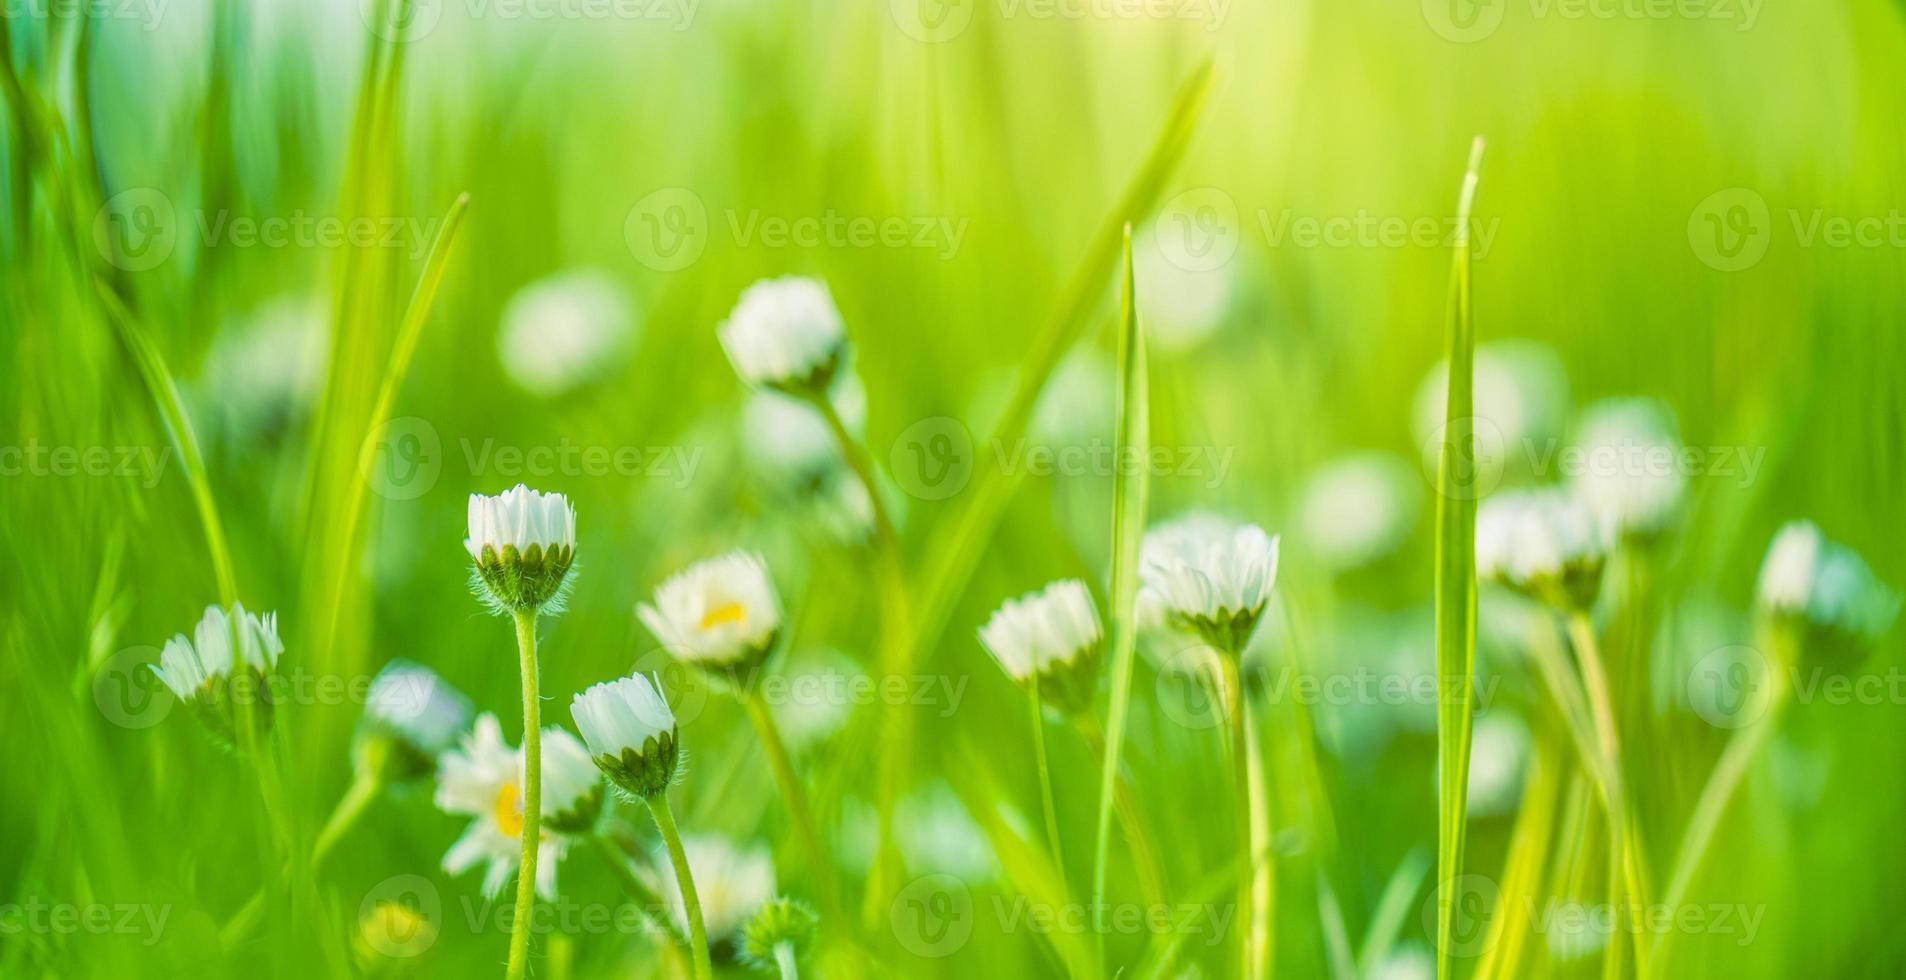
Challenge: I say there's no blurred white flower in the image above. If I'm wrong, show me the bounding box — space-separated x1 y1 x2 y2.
657 835 776 941
437 714 579 900
465 485 578 612
202 296 327 440
362 660 472 768
637 551 782 672
1135 237 1235 351
1413 339 1569 456
571 672 679 799
152 602 284 702
1568 397 1686 540
978 580 1103 711
496 270 636 397
718 276 845 394
1030 349 1117 445
1476 488 1604 610
1138 514 1280 653
741 375 866 488
1373 944 1435 980
1464 713 1529 818
1755 520 1899 650
1297 452 1419 570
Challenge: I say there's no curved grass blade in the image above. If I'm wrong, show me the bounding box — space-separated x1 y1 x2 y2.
1090 225 1149 970
93 282 239 606
911 56 1214 662
1433 136 1485 980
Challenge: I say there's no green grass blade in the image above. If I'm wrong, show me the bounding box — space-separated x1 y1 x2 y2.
1433 136 1486 980
1090 225 1149 969
911 56 1214 661
93 282 239 606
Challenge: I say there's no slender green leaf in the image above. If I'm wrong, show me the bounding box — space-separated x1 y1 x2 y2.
1433 136 1486 980
1091 225 1149 970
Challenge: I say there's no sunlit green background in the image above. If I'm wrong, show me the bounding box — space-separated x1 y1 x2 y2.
4 0 1905 976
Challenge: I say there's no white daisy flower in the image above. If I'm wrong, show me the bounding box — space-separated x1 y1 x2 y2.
1568 397 1687 541
360 660 472 780
717 276 846 394
656 835 776 942
1137 514 1280 654
1475 488 1605 610
977 579 1103 711
152 603 285 746
465 485 577 612
497 270 637 398
571 672 679 799
436 715 599 899
1755 520 1899 659
637 551 782 679
1297 453 1420 571
741 377 866 489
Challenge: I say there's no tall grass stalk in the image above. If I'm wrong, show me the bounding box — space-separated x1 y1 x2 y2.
738 690 838 917
1432 136 1485 980
505 609 543 980
1565 612 1644 978
1090 226 1149 968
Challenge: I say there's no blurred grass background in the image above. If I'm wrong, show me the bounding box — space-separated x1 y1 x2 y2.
4 0 1905 976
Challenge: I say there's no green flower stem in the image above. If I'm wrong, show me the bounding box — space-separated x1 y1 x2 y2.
774 942 801 980
1655 640 1793 972
1074 717 1169 911
1215 652 1254 979
1028 676 1068 886
312 768 384 873
739 690 838 916
505 609 543 980
1565 611 1645 979
808 391 915 928
1243 698 1275 980
647 795 714 980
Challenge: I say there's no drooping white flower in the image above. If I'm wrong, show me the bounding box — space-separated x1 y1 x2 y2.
977 579 1102 711
1298 453 1420 571
152 603 285 746
656 835 776 942
464 485 577 612
1568 398 1687 541
1137 514 1280 653
360 660 473 780
436 714 596 899
718 276 846 394
571 672 679 799
496 270 636 397
1755 520 1899 659
1475 488 1605 610
637 551 782 677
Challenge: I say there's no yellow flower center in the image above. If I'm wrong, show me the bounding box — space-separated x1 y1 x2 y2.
493 782 524 839
700 601 747 632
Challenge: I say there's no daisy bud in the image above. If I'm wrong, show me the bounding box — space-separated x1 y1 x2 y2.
1137 515 1281 656
571 672 680 800
1475 488 1606 611
1756 520 1900 665
151 602 284 748
741 898 819 975
977 579 1104 714
658 835 776 943
1568 397 1687 542
464 485 577 614
358 661 473 783
636 551 782 687
717 276 847 396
